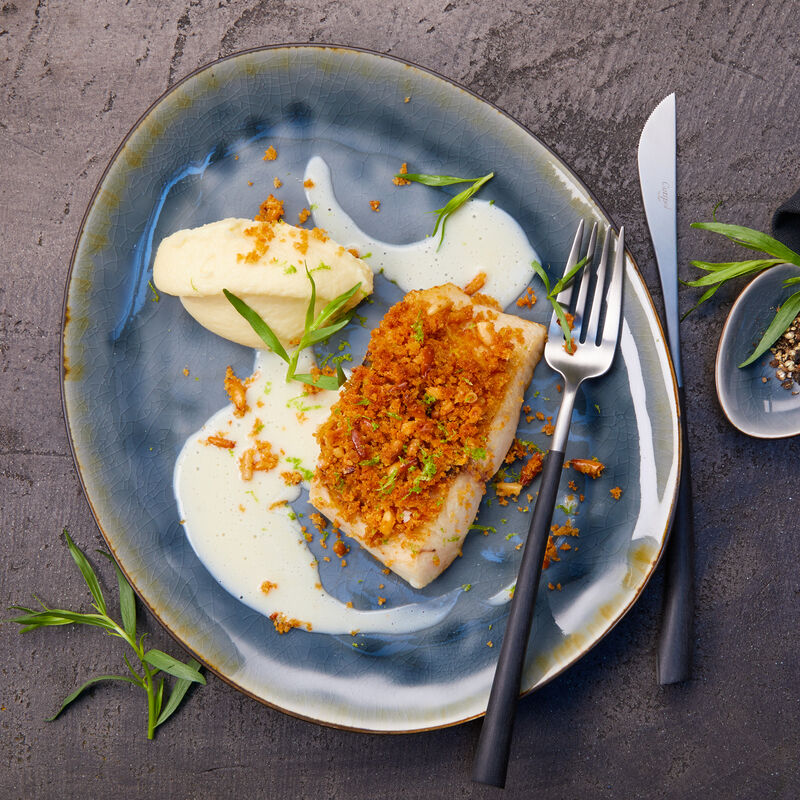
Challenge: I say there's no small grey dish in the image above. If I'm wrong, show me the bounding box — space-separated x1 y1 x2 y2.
716 262 800 438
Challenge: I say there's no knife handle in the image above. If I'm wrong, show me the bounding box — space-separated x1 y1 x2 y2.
656 385 695 684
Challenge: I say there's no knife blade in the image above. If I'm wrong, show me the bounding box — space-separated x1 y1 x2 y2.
638 93 695 684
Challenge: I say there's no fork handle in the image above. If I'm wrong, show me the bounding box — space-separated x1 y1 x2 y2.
472 446 567 788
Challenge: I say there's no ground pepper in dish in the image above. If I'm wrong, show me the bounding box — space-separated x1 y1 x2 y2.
769 312 800 390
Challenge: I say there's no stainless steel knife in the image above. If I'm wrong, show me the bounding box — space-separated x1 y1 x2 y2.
638 93 694 684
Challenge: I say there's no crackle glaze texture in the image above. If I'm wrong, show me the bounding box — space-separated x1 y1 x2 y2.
62 46 678 731
2 2 799 799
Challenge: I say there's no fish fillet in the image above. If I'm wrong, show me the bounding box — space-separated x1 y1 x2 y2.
310 284 546 588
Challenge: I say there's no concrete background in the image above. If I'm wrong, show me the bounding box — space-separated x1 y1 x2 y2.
1 1 798 797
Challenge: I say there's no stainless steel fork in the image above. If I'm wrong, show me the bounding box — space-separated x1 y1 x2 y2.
473 220 625 788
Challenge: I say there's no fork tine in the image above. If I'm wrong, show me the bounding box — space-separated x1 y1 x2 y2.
600 226 625 347
554 220 585 309
571 222 598 338
583 225 612 344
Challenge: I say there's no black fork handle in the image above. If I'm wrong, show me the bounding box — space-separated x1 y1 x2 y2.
472 448 566 788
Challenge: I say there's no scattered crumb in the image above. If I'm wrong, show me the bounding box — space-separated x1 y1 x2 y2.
570 458 606 479
333 539 349 557
404 96 411 103
280 470 303 486
610 486 623 500
247 180 253 186
303 178 315 188
377 597 386 606
260 580 278 594
516 286 537 308
486 641 493 648
298 207 311 224
183 367 190 377
205 433 236 449
273 177 282 188
392 162 411 186
463 272 487 296
369 200 381 212
263 145 277 161
224 366 249 417
269 612 311 633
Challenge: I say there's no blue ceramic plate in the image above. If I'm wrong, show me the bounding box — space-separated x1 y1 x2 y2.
716 263 800 438
62 46 680 732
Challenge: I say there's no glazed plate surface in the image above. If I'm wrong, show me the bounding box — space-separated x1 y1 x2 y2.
63 46 680 731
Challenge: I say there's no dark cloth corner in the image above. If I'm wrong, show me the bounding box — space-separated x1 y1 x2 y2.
771 187 800 253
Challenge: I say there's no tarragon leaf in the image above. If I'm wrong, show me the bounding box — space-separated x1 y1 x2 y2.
431 172 494 248
549 255 589 297
398 173 481 187
532 260 574 346
143 650 206 684
691 222 800 267
222 289 290 362
155 659 202 728
47 674 139 722
98 551 136 639
63 530 106 616
739 290 800 367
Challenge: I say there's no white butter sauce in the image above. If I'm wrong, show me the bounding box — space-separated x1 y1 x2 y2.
175 157 539 635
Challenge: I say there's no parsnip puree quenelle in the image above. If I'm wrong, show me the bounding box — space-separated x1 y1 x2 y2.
153 214 373 348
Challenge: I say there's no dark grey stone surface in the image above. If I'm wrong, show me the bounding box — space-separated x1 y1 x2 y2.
1 1 798 798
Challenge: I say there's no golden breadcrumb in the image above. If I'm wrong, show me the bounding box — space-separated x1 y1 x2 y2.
463 272 487 296
224 366 249 417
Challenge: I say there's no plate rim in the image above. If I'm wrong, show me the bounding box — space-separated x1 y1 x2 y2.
60 42 682 733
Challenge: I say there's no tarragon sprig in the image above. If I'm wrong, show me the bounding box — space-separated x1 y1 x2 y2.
8 531 205 739
394 171 494 249
531 257 589 348
224 266 361 390
687 221 800 366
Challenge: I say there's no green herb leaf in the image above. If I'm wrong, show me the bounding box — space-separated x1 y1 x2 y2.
226 276 362 389
397 173 481 187
687 221 800 336
63 530 106 616
549 255 589 297
431 172 494 249
690 222 800 267
10 532 206 739
223 289 290 362
739 290 800 367
154 677 165 721
156 659 202 728
783 276 800 286
311 282 363 331
47 674 140 722
98 551 136 639
304 264 317 338
300 315 353 346
684 259 780 288
292 372 343 391
143 650 206 684
8 606 116 632
532 260 574 346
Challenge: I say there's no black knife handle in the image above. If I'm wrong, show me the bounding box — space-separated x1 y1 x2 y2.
656 385 694 684
472 448 566 788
